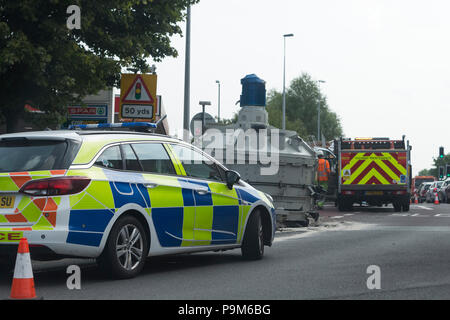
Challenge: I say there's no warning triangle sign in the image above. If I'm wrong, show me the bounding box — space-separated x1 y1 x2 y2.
122 75 154 104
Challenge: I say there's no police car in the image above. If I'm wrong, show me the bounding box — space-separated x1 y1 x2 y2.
0 123 276 278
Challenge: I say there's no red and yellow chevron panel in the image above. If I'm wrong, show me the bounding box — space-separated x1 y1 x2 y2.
340 152 407 185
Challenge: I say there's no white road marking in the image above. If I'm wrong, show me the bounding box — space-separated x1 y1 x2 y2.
415 205 434 211
434 213 450 217
275 222 371 242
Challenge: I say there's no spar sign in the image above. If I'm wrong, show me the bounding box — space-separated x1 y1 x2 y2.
120 74 157 121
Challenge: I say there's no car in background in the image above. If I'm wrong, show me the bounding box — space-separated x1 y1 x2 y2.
426 180 444 203
417 182 433 203
411 176 435 202
438 179 450 203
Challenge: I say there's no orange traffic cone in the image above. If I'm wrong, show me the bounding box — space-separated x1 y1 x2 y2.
414 193 419 204
434 192 440 205
9 238 39 300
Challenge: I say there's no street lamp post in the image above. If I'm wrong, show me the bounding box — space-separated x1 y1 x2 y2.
282 33 294 130
183 6 191 142
317 80 326 143
215 80 221 122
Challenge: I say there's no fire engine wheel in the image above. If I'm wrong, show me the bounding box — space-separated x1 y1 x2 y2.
393 201 403 212
338 199 352 212
401 201 410 212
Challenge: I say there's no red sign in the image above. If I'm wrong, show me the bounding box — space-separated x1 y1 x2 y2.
67 105 107 119
68 107 98 115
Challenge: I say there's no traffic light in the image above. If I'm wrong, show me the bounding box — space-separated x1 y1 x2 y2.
135 82 141 100
439 166 444 179
439 146 444 159
447 164 450 178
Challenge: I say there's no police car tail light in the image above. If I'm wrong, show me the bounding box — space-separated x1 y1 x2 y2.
20 177 91 196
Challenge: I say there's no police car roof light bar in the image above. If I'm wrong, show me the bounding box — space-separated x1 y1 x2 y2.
69 115 167 131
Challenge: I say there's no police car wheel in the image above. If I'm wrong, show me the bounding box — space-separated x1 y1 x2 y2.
241 210 264 260
98 215 149 279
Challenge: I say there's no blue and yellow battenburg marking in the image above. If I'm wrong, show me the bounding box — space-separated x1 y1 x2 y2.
64 167 263 248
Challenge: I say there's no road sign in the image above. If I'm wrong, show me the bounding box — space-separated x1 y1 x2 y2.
190 112 216 136
120 74 157 121
121 105 154 119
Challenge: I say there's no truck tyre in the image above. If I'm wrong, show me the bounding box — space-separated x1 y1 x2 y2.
393 201 402 212
338 200 346 212
98 215 149 279
402 201 410 212
346 202 353 211
241 210 264 260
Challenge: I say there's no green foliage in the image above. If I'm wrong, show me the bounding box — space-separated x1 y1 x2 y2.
266 73 343 141
418 168 432 176
23 109 67 131
215 113 238 126
0 0 198 132
419 153 450 178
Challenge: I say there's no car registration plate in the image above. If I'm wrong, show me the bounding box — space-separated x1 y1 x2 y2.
0 195 15 209
366 191 383 196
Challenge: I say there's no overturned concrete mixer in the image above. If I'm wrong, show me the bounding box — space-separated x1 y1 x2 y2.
192 74 319 227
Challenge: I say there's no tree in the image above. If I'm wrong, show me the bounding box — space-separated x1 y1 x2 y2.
418 168 432 176
418 153 450 178
215 113 238 126
0 0 198 132
266 73 343 142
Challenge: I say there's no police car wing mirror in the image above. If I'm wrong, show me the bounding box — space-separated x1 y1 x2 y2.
225 170 240 189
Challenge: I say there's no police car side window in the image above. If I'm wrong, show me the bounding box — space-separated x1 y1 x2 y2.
95 146 123 170
132 143 176 175
170 144 223 182
122 144 143 172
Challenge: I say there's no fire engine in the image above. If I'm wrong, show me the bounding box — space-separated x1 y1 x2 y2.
329 137 412 212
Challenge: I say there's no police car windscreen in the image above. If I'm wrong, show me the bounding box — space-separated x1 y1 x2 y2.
0 139 69 172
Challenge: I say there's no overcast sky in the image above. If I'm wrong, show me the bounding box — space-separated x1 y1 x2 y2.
151 0 450 175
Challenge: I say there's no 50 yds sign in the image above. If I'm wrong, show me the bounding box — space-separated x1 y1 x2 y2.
121 105 154 119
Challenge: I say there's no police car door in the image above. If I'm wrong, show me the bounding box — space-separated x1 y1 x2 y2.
169 144 240 246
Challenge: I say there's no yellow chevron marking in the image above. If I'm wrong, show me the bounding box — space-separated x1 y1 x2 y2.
358 168 390 185
342 153 406 185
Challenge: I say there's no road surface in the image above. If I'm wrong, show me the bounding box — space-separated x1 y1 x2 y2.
1 202 450 300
